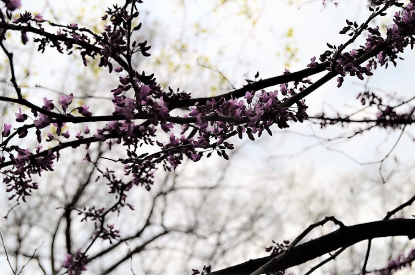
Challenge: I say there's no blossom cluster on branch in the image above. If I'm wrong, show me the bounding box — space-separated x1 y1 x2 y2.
0 0 415 274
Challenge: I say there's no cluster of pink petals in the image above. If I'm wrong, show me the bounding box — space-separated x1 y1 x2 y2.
4 2 415 274
62 252 88 275
2 0 20 11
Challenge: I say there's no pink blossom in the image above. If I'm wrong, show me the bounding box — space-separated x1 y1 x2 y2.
2 123 11 137
58 93 73 112
18 127 27 138
3 0 21 11
119 77 129 85
34 13 45 22
111 86 123 96
78 105 92 117
161 122 173 133
46 132 54 142
62 252 88 275
15 108 27 122
43 97 54 111
62 131 70 138
34 114 51 129
76 132 84 140
307 56 318 68
245 91 254 104
280 84 287 95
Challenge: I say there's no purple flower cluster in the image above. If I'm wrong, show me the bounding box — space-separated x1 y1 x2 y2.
378 249 415 275
0 0 312 209
265 240 290 256
2 1 415 273
306 0 415 89
187 86 308 142
2 146 57 201
62 251 88 275
94 224 120 244
1 0 20 11
0 93 95 201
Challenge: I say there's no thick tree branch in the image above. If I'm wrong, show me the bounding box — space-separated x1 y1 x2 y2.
168 63 329 109
210 219 415 275
280 43 386 108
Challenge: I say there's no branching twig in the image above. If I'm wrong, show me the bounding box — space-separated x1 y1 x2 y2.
384 194 415 220
197 60 236 89
0 230 16 275
17 241 44 275
250 216 345 275
210 219 415 275
304 247 347 275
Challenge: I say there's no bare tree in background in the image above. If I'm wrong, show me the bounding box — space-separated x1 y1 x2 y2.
1 1 415 275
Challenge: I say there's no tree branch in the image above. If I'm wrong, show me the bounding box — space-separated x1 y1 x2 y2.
210 219 415 275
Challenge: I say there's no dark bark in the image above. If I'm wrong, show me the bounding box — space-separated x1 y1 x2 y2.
210 219 415 275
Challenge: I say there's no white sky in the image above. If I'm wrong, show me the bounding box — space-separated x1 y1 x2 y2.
2 1 415 272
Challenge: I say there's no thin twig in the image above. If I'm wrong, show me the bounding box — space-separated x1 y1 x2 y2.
197 60 236 89
384 194 415 220
125 242 136 275
0 230 16 275
17 241 44 275
0 33 22 100
360 193 415 274
3 202 20 219
361 239 372 275
250 216 345 275
304 247 347 275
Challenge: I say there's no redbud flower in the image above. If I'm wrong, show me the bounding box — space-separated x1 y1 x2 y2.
307 56 318 68
42 97 54 111
34 114 51 129
78 105 92 117
62 252 88 275
58 93 73 112
245 91 254 104
18 127 27 138
119 77 129 85
34 14 44 22
2 0 21 11
62 131 70 138
2 123 11 137
280 84 287 95
15 108 27 122
111 86 123 96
